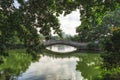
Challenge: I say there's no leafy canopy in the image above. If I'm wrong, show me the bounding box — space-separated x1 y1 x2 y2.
0 0 77 54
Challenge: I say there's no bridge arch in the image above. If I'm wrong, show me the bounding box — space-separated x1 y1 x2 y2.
42 40 89 50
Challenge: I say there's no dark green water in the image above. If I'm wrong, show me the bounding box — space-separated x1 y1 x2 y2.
0 45 101 80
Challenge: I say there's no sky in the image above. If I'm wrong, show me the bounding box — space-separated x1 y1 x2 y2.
13 0 20 8
58 9 81 36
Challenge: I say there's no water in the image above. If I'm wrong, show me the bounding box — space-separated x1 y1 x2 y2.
18 56 83 80
0 45 101 80
46 45 77 53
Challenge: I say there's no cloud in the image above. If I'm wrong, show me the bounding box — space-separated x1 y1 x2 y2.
58 9 81 36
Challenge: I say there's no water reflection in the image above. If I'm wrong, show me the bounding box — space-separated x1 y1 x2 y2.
46 45 77 53
76 54 101 80
18 55 83 80
0 50 33 80
0 48 101 80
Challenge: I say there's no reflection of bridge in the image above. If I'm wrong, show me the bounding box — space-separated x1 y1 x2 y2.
42 40 89 50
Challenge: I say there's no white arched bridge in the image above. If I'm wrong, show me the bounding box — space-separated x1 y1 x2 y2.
42 40 89 50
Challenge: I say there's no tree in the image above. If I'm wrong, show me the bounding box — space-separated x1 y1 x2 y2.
0 0 120 55
0 0 77 55
76 0 120 42
93 8 120 80
100 8 120 69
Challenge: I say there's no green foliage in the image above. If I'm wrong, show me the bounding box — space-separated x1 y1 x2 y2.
0 49 40 80
95 67 120 80
87 42 100 51
1 0 118 54
68 35 80 41
0 0 77 55
76 53 102 80
95 8 120 80
100 8 120 69
102 68 120 80
0 49 33 80
76 0 120 42
101 30 120 70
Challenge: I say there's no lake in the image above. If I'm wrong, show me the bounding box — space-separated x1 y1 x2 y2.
0 45 101 80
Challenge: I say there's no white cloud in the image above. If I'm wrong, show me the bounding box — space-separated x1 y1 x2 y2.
58 9 81 36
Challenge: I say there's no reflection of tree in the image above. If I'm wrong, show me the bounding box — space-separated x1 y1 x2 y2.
43 49 77 59
0 50 39 80
44 50 102 80
0 50 101 80
76 54 101 80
